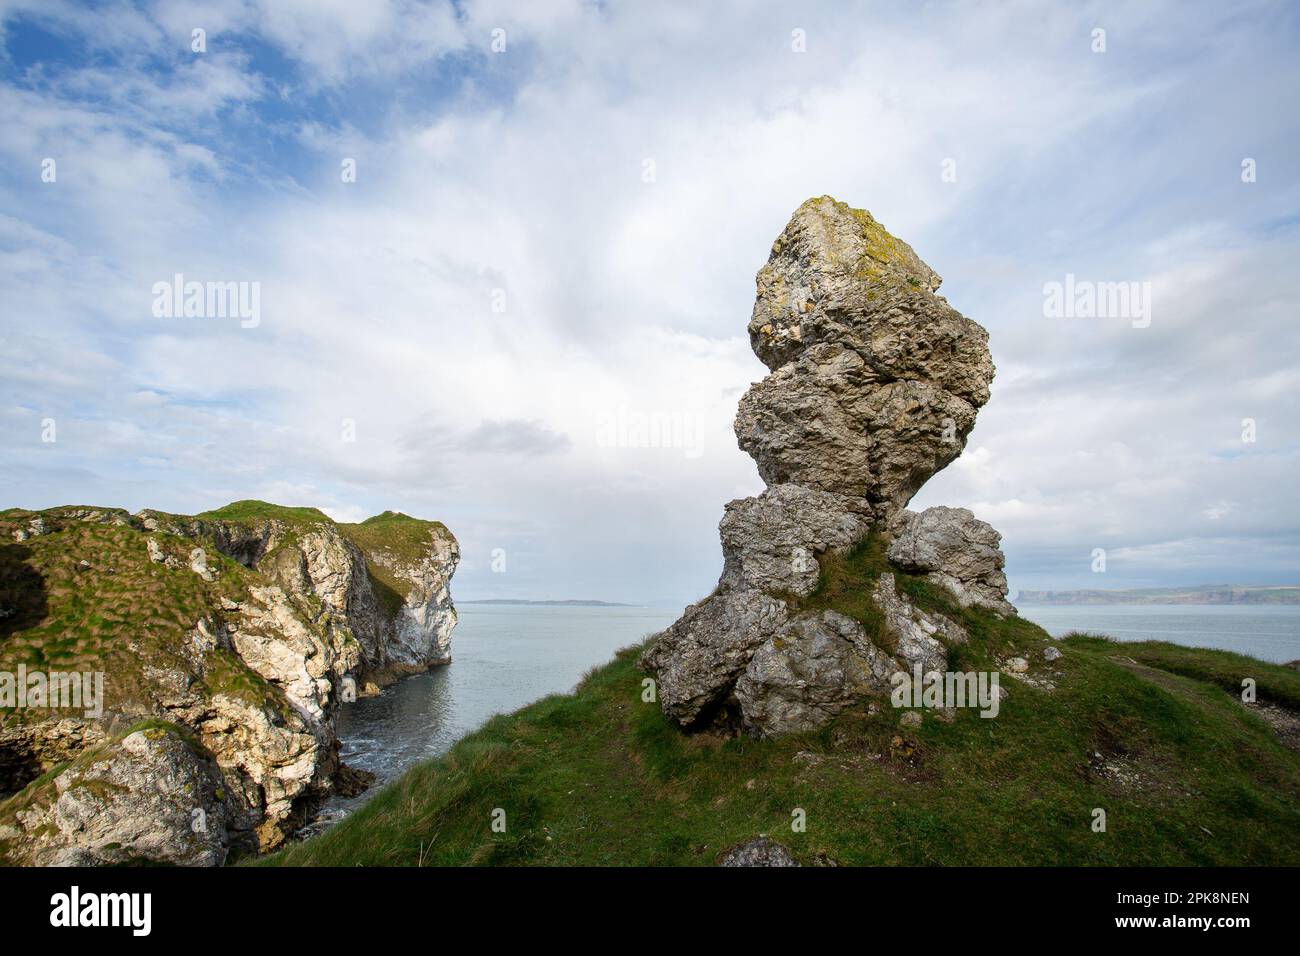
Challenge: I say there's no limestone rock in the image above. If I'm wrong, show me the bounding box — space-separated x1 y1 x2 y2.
189 546 216 581
361 528 460 672
888 507 1015 615
0 503 458 865
13 517 46 542
1043 646 1062 663
0 719 107 796
735 610 899 737
641 196 1007 739
233 585 354 722
718 484 869 598
739 196 995 520
640 590 789 727
871 572 966 677
1 726 228 867
736 346 979 516
720 835 799 867
138 512 459 683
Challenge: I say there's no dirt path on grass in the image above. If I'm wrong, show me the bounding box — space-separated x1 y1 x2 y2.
1109 654 1300 755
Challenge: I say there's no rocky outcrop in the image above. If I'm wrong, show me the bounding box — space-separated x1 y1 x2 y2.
718 484 870 598
0 725 229 867
733 610 899 736
887 506 1015 616
0 502 458 866
641 197 1011 738
738 196 994 521
137 508 459 686
870 572 968 675
639 590 789 728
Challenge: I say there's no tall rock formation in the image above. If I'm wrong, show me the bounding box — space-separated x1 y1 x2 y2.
641 196 1013 737
0 502 458 865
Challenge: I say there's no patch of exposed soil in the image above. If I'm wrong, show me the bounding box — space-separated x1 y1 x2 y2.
1245 701 1300 754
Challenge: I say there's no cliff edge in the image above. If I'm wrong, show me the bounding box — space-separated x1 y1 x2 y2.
0 500 458 865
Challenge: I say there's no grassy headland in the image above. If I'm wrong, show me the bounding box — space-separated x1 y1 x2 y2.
260 540 1300 867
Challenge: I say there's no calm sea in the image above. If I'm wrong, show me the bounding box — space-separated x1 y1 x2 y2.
1017 604 1300 664
310 603 679 829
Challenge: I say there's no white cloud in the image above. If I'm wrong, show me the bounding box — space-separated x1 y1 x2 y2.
2 0 1299 602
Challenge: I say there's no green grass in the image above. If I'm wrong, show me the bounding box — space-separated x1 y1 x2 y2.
0 514 276 721
793 534 892 639
196 500 332 524
1065 635 1300 710
338 511 455 609
259 543 1300 867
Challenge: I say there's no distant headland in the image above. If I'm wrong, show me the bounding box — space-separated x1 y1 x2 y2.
458 599 637 607
1015 585 1300 606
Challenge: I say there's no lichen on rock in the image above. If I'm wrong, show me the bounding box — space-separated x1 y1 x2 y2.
738 195 995 520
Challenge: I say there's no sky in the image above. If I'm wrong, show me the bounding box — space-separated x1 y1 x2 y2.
1 0 1297 606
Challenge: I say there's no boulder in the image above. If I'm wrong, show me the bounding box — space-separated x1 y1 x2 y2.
640 590 789 727
739 196 994 520
888 506 1015 616
736 347 979 517
718 484 869 598
735 610 900 737
189 546 216 581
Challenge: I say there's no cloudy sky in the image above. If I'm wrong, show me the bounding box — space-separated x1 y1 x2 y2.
1 0 1297 606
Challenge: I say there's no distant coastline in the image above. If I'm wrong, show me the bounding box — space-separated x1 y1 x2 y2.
457 599 638 607
1015 585 1300 606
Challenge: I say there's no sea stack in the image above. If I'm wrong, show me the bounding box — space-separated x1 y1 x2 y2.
641 196 1014 737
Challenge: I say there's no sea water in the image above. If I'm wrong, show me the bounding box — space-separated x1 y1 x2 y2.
1017 603 1300 664
311 603 679 828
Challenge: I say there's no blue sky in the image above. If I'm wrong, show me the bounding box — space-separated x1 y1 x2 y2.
1 0 1298 605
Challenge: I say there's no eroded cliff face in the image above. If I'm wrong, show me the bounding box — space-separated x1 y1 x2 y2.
641 197 1014 738
0 502 458 865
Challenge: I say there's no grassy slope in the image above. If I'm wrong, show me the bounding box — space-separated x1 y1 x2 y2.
196 500 333 523
261 540 1300 867
0 507 284 725
336 511 454 617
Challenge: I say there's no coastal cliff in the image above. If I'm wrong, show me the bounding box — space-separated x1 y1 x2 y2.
0 501 457 865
